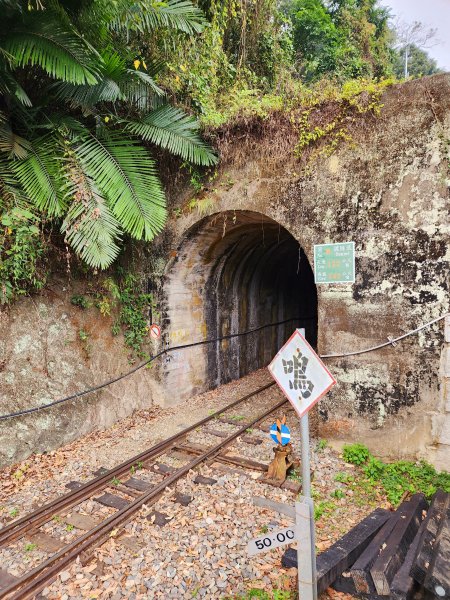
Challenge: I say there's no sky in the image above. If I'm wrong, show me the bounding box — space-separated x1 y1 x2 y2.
381 0 450 71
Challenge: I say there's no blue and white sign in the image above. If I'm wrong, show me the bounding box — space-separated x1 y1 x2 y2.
270 422 291 446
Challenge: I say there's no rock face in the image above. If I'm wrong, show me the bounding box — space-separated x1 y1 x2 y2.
1 74 449 467
0 282 163 466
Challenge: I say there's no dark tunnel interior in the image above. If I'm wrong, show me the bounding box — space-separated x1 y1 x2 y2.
203 214 318 386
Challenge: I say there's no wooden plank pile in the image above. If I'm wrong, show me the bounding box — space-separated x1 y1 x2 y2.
282 490 450 599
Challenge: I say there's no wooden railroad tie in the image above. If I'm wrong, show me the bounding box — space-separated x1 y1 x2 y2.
282 507 391 595
281 490 449 600
390 517 430 600
173 442 269 472
349 509 401 595
370 493 428 596
0 568 18 590
410 489 450 599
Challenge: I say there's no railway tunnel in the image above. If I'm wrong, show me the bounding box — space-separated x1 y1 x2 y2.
163 210 318 401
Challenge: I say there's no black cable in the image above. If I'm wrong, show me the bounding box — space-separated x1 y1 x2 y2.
0 316 314 421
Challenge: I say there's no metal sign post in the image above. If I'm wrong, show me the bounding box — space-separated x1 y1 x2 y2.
268 329 336 600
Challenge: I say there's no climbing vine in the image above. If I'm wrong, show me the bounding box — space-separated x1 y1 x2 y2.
71 270 155 360
293 78 395 171
0 206 47 304
112 272 154 360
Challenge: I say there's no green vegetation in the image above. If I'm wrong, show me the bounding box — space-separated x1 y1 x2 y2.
393 44 441 79
317 438 328 451
341 443 450 506
287 0 393 82
331 488 345 499
1 0 443 304
287 467 301 482
9 507 19 518
229 414 245 422
114 272 153 358
71 294 89 309
70 270 155 358
130 460 144 474
0 0 216 303
314 499 336 520
78 327 91 358
24 542 37 552
342 442 371 465
0 206 46 303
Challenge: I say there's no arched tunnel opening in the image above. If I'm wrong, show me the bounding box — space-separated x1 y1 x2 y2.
164 211 318 398
204 212 318 386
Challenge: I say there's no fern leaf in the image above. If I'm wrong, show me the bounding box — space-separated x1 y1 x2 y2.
120 69 164 107
0 122 31 159
54 52 162 111
73 131 166 240
0 67 32 106
12 135 66 216
61 175 122 269
111 0 206 35
125 105 217 166
4 13 100 85
0 154 30 207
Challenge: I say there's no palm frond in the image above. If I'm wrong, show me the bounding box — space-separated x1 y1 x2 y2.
12 135 66 216
0 153 29 208
61 175 122 269
125 105 217 166
120 69 164 107
0 122 31 159
111 0 206 35
73 130 166 240
3 12 100 85
0 67 32 106
54 78 123 111
54 52 163 111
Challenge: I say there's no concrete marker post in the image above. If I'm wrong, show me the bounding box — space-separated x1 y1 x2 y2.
299 413 318 600
295 499 314 600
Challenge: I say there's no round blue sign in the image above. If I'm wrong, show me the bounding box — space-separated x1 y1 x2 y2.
270 423 291 446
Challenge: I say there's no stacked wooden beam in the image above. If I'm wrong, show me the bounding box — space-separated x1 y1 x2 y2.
410 490 450 599
281 490 450 599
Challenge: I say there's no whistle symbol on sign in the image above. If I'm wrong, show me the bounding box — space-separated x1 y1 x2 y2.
282 348 314 399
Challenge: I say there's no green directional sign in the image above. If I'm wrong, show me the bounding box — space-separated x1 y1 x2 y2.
314 242 355 284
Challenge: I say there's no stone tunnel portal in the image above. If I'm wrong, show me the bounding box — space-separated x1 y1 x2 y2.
163 211 318 400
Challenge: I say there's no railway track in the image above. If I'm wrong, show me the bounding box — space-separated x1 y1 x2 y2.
0 382 290 599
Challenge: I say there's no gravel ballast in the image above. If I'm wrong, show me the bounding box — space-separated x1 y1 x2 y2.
0 369 386 599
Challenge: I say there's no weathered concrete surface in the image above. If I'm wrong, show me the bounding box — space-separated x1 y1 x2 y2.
160 74 450 465
431 316 450 470
0 280 163 466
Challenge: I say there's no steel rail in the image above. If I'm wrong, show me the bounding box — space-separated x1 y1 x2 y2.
0 381 275 548
2 395 288 599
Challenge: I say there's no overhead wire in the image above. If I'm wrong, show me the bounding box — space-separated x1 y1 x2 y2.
0 312 447 421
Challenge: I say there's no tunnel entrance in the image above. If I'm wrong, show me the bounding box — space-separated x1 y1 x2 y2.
163 211 317 401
